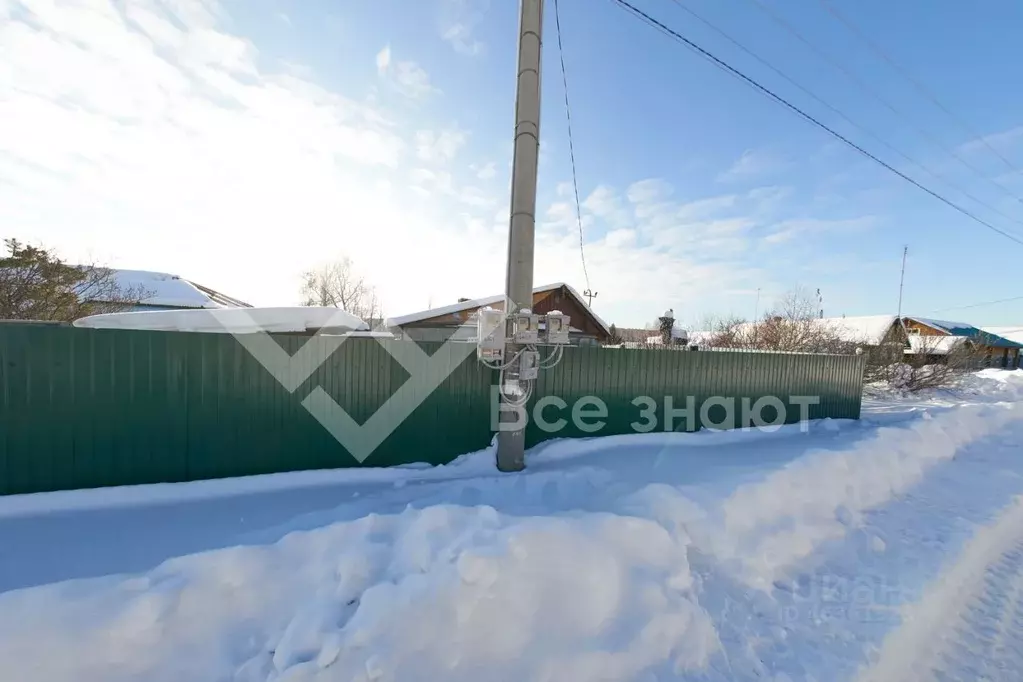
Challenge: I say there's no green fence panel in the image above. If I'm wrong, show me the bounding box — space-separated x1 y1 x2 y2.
0 325 864 495
524 347 864 447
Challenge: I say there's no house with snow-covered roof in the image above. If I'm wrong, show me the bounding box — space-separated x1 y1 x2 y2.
823 315 903 345
385 283 611 345
982 326 1023 346
903 317 1022 368
83 269 251 313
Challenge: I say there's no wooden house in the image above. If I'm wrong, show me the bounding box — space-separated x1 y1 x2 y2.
385 283 611 345
902 317 1022 368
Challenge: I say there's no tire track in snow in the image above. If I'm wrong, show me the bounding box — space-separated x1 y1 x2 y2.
857 495 1023 682
692 402 1023 590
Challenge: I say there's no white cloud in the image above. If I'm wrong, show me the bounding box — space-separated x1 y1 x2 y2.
0 0 832 327
442 23 483 56
0 0 428 307
376 45 435 99
375 45 391 72
415 128 468 164
582 185 630 229
439 0 487 55
626 178 672 204
718 149 787 182
764 216 877 244
958 125 1023 156
471 161 496 180
605 228 636 248
676 195 738 221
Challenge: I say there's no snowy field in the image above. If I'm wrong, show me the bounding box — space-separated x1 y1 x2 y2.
1 370 1023 682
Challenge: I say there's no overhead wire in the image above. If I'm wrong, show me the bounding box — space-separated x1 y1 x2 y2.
743 0 1023 207
818 0 1023 178
663 0 1023 232
553 0 592 292
928 295 1023 314
608 0 1023 247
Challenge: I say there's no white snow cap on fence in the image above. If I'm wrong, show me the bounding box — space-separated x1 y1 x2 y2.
73 307 369 334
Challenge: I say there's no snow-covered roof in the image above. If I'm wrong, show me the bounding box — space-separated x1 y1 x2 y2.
645 328 688 345
385 283 611 335
907 318 1023 348
73 307 368 334
821 315 899 344
906 317 980 337
982 326 1023 345
687 330 716 346
92 269 250 309
905 336 964 355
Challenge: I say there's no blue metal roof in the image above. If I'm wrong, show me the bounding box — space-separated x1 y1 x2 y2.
908 317 1023 348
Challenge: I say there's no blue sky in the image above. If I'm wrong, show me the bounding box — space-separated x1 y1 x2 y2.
2 0 1022 328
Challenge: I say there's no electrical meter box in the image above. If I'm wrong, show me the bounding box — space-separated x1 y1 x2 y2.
476 307 506 361
543 311 571 345
519 349 540 380
512 311 540 344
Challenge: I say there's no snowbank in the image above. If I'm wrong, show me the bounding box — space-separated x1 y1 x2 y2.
0 506 718 682
3 370 1023 681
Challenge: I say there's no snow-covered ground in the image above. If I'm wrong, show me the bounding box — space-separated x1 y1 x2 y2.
1 370 1023 682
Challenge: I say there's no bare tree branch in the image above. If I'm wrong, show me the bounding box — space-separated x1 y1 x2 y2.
300 256 384 327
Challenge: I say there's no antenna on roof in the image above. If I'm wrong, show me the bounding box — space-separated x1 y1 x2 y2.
897 245 908 320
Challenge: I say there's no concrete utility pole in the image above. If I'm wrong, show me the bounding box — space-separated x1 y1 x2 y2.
497 0 543 473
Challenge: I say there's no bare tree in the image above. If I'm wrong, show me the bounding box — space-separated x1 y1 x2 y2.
301 257 383 326
868 334 990 392
0 238 149 321
707 287 851 354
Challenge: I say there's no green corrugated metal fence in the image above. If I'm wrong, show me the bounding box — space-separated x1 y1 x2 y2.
0 324 865 495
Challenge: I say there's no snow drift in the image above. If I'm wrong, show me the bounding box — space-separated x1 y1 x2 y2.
1 371 1023 682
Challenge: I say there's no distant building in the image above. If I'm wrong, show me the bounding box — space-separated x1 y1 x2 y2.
86 269 251 313
685 314 1023 367
904 317 1022 368
385 283 611 345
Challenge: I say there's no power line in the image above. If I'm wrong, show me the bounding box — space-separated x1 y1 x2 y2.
662 0 1023 231
553 0 591 292
929 295 1023 314
608 0 1023 247
818 0 1023 178
743 0 1023 207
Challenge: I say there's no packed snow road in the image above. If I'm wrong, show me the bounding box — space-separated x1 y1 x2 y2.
1 370 1022 682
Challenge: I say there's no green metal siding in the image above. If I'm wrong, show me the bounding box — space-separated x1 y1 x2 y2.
0 326 865 495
